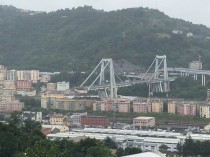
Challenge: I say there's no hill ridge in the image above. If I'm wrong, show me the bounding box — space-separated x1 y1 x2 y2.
0 5 210 71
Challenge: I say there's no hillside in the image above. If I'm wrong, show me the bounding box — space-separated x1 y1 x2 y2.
0 5 210 71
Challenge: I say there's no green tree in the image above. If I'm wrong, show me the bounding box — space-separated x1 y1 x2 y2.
86 146 113 157
103 137 117 149
75 138 102 155
177 142 182 155
124 147 142 156
182 136 194 156
115 148 124 157
16 141 59 157
159 144 168 154
23 120 42 133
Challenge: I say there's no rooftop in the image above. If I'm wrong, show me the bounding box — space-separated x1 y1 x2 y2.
123 152 163 157
134 117 155 120
50 114 64 118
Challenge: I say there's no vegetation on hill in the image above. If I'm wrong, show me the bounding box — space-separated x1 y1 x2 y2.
118 77 207 100
0 5 210 71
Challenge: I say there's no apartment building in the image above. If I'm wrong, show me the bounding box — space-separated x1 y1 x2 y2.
0 100 24 112
0 95 15 102
3 80 16 90
17 70 39 82
200 105 210 118
0 89 16 96
40 74 51 83
0 65 7 80
41 95 65 108
54 98 85 111
66 112 88 126
93 100 105 111
16 80 33 90
31 70 39 82
17 70 30 80
16 90 36 96
47 83 57 91
177 103 196 116
56 82 70 91
50 114 65 125
7 70 17 80
93 98 130 112
117 102 130 112
133 102 151 113
22 111 42 122
168 102 177 114
151 101 163 113
81 116 109 128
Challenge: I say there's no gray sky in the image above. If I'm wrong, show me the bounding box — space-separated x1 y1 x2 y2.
1 0 210 27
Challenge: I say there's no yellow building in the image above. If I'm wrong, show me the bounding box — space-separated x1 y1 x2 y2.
133 117 155 128
50 114 65 125
200 105 210 118
118 101 130 113
3 80 16 90
31 70 39 82
168 102 177 114
151 101 163 113
17 70 39 82
54 98 87 111
133 102 151 113
41 94 66 108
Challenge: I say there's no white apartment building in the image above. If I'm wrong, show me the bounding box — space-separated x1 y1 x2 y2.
17 70 39 82
67 112 88 126
7 70 17 80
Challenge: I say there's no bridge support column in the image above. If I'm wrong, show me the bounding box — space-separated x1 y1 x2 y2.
194 74 198 80
159 82 163 92
202 74 206 86
204 75 206 86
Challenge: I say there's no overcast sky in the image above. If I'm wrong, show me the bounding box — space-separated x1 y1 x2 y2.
1 0 210 27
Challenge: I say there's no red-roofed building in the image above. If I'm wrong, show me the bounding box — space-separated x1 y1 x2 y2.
41 128 52 137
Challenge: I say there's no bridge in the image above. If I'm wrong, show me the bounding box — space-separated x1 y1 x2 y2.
166 67 210 86
79 55 210 98
79 56 173 98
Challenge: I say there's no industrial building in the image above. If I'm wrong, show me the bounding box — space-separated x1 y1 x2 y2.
81 116 109 128
47 128 180 152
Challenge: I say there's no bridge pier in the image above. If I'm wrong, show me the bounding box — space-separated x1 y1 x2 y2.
193 74 198 80
202 74 206 86
159 82 163 92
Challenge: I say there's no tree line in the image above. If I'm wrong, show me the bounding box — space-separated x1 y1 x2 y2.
177 136 210 156
0 116 142 157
